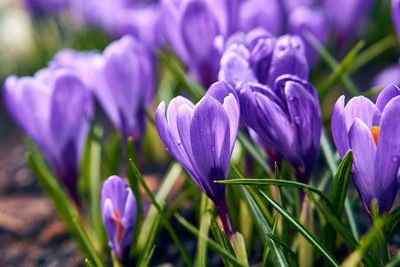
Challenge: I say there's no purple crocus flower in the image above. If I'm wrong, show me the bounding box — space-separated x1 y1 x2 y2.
155 81 239 238
238 0 283 37
323 0 376 41
96 36 155 144
239 76 322 181
288 6 330 65
392 0 400 43
331 84 400 214
219 32 321 181
371 64 400 89
3 67 94 201
101 175 136 261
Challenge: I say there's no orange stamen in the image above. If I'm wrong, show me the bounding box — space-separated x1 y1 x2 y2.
371 126 380 145
114 210 124 243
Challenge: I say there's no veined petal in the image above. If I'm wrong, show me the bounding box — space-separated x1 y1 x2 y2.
207 80 238 104
375 96 400 212
331 96 350 158
348 118 377 211
344 96 381 129
375 84 400 112
219 50 256 89
190 94 231 197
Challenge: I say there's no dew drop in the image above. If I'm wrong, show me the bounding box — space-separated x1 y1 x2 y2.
288 96 294 102
392 156 398 162
294 116 302 125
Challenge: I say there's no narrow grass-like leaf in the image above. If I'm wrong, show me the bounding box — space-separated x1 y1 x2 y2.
237 131 271 175
318 41 365 97
138 245 156 267
209 211 236 267
341 216 386 267
135 162 183 262
349 35 397 74
229 165 288 267
329 150 353 216
175 212 245 267
258 190 340 267
217 178 331 206
194 194 211 267
157 51 205 102
320 130 359 241
371 201 389 264
385 252 400 267
85 258 95 267
128 159 192 266
304 31 359 96
25 140 104 267
104 132 122 177
88 126 107 252
386 205 400 238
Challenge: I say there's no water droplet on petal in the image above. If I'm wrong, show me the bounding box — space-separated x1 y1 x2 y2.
294 116 302 125
392 156 398 162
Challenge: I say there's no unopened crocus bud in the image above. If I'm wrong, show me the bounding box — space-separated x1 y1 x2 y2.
97 35 155 143
101 176 137 261
3 68 94 201
331 84 400 214
288 6 329 65
156 81 239 237
239 75 321 182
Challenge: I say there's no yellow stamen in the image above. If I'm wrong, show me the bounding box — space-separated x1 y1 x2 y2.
114 210 124 243
371 126 380 145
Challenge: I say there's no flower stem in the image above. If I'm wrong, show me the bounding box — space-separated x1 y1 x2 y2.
214 198 235 239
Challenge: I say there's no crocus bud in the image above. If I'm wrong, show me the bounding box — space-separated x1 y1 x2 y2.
268 35 309 86
288 6 329 65
155 81 239 237
97 35 155 143
371 64 400 89
239 75 321 182
101 176 137 261
238 0 283 36
331 84 400 214
3 68 94 201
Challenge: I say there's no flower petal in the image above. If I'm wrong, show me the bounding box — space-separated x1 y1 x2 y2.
375 96 400 212
190 94 231 198
343 96 381 129
348 118 376 211
375 84 400 112
331 96 350 158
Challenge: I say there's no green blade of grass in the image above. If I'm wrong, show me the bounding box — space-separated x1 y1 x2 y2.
194 194 211 267
175 212 245 267
25 140 104 267
258 189 340 267
128 159 192 267
386 205 400 238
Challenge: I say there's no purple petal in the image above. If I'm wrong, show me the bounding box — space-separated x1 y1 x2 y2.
249 37 276 85
219 50 256 89
180 0 219 61
268 35 309 87
348 118 376 211
371 64 400 89
190 94 231 198
343 96 381 130
331 96 350 158
375 96 400 212
375 84 400 112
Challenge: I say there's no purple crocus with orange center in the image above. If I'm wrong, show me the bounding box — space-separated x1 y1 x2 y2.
155 81 239 238
3 67 94 202
101 175 136 261
331 84 400 214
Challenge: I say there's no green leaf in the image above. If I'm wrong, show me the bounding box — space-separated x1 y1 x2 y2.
135 162 183 263
341 215 386 267
128 159 192 267
229 164 289 267
104 132 122 177
386 205 400 238
194 194 211 267
216 178 331 206
25 140 105 267
175 212 245 267
157 50 205 102
318 41 365 97
85 258 95 267
88 126 107 252
329 150 353 216
257 189 340 267
304 31 359 96
385 252 400 267
138 245 156 267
